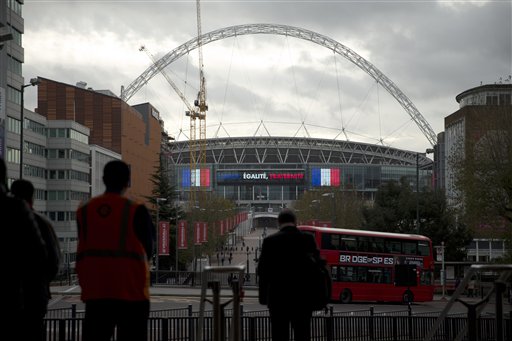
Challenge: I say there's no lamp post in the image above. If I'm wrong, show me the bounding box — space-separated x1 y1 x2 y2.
19 78 40 179
416 149 435 234
155 197 167 282
246 246 250 276
175 220 179 273
322 192 336 227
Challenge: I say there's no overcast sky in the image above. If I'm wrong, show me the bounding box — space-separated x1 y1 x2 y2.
22 0 511 153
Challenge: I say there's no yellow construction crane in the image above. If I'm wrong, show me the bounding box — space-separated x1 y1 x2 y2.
189 0 208 205
139 45 197 116
140 0 207 207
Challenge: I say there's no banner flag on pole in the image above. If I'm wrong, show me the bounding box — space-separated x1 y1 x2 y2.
158 221 170 255
177 220 188 249
201 222 208 243
194 222 202 245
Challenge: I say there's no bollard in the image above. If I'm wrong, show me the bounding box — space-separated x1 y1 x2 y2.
495 280 506 341
369 306 375 340
210 281 222 341
231 280 242 341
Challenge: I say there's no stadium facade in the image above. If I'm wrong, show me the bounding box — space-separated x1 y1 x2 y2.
167 136 433 212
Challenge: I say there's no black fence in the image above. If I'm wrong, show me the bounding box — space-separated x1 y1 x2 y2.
43 312 511 341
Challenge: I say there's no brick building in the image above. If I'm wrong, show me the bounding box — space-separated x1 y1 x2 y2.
36 77 162 203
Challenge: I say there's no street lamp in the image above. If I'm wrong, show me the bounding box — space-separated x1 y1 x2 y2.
416 148 435 234
155 197 167 281
246 246 250 276
322 192 336 227
19 77 40 179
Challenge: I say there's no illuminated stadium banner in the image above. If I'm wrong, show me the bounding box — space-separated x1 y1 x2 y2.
182 168 211 187
311 168 341 187
217 170 305 185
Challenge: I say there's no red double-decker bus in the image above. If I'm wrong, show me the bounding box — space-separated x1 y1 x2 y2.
298 225 434 303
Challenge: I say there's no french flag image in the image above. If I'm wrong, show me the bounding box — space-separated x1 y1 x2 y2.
311 168 340 187
182 168 211 187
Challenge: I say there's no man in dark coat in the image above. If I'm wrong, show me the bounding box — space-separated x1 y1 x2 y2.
257 209 320 341
11 179 61 341
0 158 47 339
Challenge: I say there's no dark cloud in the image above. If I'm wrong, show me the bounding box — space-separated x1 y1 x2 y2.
22 0 511 152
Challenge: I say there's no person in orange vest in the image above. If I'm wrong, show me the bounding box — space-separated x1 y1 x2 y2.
76 160 154 341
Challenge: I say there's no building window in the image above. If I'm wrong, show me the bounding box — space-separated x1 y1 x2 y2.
23 165 47 179
70 129 89 144
486 95 499 105
7 55 22 75
34 189 46 201
70 150 90 164
24 141 45 157
6 116 21 134
47 211 76 222
7 0 23 16
499 94 511 106
7 86 21 105
6 147 20 164
25 119 46 136
6 25 22 46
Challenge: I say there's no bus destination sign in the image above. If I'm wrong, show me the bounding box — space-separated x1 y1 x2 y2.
339 254 424 267
339 254 394 265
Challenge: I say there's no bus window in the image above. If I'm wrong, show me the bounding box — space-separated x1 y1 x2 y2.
371 238 385 253
339 266 356 282
382 268 392 284
403 241 417 255
386 239 402 254
368 269 382 283
357 237 370 252
321 233 335 250
357 267 368 282
322 233 344 250
341 236 357 251
418 242 430 256
331 265 338 281
331 234 343 250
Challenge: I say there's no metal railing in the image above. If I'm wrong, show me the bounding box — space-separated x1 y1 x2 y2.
43 314 511 341
423 264 512 341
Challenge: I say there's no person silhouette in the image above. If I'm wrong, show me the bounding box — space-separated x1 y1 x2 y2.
257 209 320 341
0 158 47 340
11 179 61 341
76 160 154 341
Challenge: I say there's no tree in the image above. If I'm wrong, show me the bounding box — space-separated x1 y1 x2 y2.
146 157 183 270
363 179 472 261
362 179 415 233
293 188 364 229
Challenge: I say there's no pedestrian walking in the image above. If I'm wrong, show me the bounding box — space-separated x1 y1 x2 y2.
257 209 320 341
11 179 61 341
76 160 154 341
0 158 47 340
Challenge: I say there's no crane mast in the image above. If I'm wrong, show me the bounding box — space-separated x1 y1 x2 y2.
190 0 208 205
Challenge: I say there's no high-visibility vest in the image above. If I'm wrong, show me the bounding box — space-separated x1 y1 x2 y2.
76 193 150 301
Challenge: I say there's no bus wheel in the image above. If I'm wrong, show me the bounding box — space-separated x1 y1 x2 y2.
340 289 352 304
402 290 414 304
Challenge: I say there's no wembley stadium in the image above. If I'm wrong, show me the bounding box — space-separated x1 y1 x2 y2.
166 135 432 212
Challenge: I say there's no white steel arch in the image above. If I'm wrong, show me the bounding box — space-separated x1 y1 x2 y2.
121 23 437 146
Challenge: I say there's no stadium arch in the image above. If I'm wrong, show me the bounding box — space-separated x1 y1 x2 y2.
121 23 437 146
